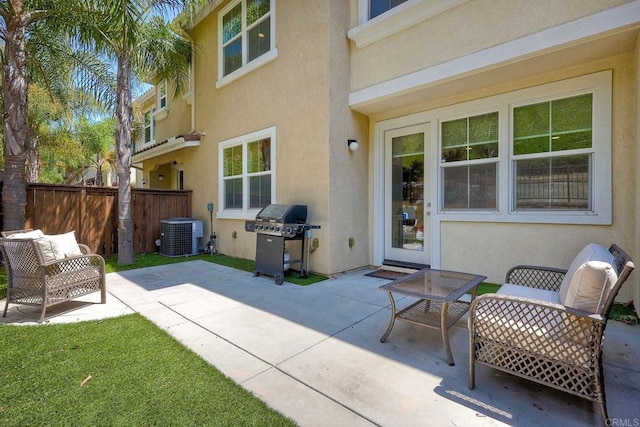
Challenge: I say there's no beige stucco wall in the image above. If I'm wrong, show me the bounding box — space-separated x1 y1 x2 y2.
137 78 193 189
635 31 640 308
351 0 638 302
367 50 638 300
132 1 639 306
155 80 193 141
179 0 367 275
327 1 370 273
350 0 632 92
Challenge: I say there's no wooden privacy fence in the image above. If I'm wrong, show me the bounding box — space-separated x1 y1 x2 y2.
6 183 192 256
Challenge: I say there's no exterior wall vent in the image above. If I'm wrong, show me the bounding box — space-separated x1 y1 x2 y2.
159 218 204 257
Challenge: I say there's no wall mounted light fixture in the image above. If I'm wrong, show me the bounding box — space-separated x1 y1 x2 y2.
348 139 359 151
158 174 165 181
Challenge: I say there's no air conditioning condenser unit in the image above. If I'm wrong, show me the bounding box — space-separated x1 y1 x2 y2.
160 218 204 257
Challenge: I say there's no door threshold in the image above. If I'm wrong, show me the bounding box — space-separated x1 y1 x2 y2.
383 259 429 271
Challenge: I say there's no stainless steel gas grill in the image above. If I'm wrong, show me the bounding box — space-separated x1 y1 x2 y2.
245 204 320 285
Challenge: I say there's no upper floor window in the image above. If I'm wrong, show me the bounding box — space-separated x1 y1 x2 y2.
350 0 468 49
143 109 155 145
218 127 276 218
369 0 408 19
220 0 273 78
158 80 167 109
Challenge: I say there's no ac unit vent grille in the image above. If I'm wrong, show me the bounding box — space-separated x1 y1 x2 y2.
160 219 203 257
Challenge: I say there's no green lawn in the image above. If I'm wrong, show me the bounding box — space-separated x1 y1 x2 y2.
476 282 500 296
0 314 295 426
0 252 322 426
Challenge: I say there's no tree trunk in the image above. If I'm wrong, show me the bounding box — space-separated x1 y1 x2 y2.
115 54 134 264
96 155 104 186
26 135 39 183
2 1 30 231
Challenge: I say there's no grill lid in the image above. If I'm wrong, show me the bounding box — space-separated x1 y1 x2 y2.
256 204 307 223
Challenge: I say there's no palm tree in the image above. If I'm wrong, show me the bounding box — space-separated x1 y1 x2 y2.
1 0 45 230
76 117 117 187
1 0 192 265
0 0 114 230
26 83 66 183
78 0 195 264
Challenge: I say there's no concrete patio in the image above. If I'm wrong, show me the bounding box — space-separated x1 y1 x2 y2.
2 260 639 426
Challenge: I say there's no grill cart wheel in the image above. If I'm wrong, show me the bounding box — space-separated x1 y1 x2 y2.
274 272 284 285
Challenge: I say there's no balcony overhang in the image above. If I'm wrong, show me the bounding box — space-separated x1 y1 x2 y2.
349 1 640 116
132 133 202 163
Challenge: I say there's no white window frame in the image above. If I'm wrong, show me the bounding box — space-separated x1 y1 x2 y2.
217 126 277 220
216 0 277 89
439 109 500 211
142 108 155 147
154 80 169 121
436 71 611 225
349 0 468 48
367 0 410 20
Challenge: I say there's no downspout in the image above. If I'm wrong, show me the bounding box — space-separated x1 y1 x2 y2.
180 28 196 134
635 31 640 311
187 62 195 134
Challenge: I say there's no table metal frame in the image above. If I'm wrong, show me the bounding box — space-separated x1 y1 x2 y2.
379 268 486 366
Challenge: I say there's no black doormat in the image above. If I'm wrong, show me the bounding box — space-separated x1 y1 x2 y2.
364 269 410 280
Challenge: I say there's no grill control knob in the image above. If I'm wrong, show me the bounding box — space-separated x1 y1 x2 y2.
275 226 281 232
285 227 292 234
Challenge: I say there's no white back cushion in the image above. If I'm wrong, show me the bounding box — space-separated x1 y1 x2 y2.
10 229 45 239
559 243 618 313
35 231 82 262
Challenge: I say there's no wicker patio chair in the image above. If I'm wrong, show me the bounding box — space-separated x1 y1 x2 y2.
1 230 106 322
468 244 634 424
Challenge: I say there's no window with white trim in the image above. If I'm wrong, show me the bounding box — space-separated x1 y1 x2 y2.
143 109 155 144
218 127 275 218
158 80 167 109
350 1 469 49
512 94 592 211
437 71 611 224
441 111 499 210
369 0 408 19
220 0 273 78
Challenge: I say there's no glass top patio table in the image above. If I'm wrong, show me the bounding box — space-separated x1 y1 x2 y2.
379 268 487 366
379 268 485 301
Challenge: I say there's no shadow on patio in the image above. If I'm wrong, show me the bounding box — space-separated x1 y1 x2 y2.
3 260 639 426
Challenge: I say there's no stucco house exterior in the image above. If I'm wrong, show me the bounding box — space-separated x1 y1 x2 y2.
132 0 640 306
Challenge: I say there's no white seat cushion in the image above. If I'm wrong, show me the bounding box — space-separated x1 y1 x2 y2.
558 243 617 314
497 283 561 304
